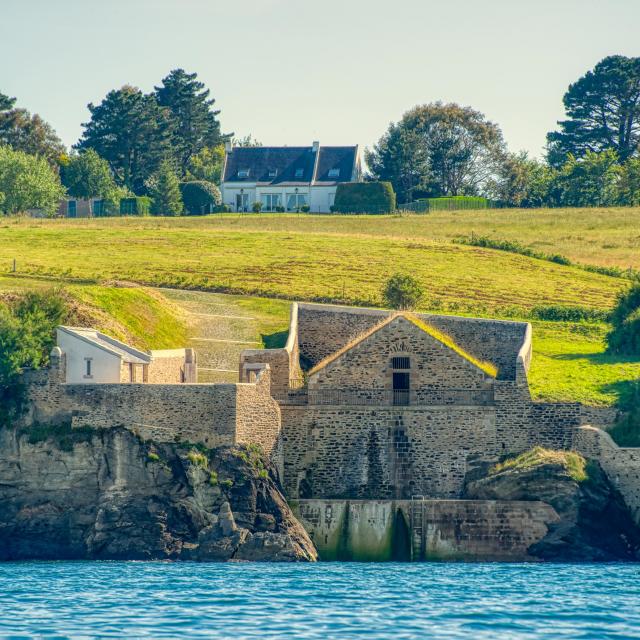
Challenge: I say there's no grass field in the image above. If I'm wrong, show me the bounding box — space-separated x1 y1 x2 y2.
0 212 633 314
0 208 639 407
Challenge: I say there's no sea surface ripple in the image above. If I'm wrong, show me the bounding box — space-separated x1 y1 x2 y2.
0 562 638 639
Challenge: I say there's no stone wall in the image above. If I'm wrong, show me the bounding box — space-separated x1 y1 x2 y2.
292 498 559 561
235 370 283 475
573 426 640 524
307 316 492 393
22 360 281 458
280 404 498 500
239 304 301 391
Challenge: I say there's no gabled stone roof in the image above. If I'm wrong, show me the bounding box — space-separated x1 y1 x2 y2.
307 313 498 378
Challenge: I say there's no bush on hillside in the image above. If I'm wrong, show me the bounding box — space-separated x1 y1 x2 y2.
180 181 222 215
382 273 423 310
0 290 69 424
606 282 640 355
332 182 396 214
120 196 151 216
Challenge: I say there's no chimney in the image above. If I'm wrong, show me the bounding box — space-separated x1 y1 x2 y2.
225 140 232 153
312 140 320 152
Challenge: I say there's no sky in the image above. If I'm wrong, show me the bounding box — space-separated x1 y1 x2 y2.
1 0 638 159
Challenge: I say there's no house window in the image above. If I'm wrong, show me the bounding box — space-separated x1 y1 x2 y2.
286 193 307 211
328 168 340 178
268 169 278 178
262 194 282 212
84 357 93 379
294 168 304 179
237 169 250 178
67 200 77 218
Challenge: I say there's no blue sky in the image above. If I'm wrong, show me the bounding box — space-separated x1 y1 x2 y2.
1 0 638 158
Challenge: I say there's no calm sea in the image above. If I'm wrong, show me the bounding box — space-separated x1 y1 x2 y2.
0 562 638 639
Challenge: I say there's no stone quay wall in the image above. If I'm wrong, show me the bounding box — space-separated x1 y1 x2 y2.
292 499 559 562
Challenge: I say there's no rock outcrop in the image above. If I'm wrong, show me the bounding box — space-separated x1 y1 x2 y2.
464 447 640 561
0 425 317 562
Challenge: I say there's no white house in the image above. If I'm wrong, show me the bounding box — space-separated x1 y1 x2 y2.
55 326 197 384
221 141 361 213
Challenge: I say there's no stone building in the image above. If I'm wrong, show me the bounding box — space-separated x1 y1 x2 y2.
239 302 640 522
19 304 640 558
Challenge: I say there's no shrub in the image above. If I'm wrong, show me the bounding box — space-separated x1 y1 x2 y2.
333 181 396 214
149 160 183 216
252 201 263 213
427 196 489 211
275 205 285 213
187 450 208 467
120 196 151 216
606 282 640 355
179 181 221 215
382 273 423 310
147 452 160 463
301 204 310 213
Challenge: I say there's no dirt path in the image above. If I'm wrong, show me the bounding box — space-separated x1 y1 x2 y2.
159 289 262 382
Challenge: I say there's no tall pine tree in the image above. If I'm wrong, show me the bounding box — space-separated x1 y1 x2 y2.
76 86 174 194
155 69 228 177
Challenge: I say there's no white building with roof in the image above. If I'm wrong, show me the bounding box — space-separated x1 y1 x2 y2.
56 327 197 384
221 141 361 213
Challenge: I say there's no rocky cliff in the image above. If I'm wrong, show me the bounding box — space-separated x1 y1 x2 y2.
0 424 317 562
464 447 640 561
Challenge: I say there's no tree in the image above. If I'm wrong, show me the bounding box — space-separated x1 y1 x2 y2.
366 124 430 203
0 146 65 215
555 150 620 207
149 160 183 216
186 144 225 184
0 91 65 166
180 181 221 214
547 56 640 167
489 152 556 207
232 134 262 147
155 69 228 177
617 158 640 205
61 150 117 199
367 103 505 203
76 86 173 194
382 273 423 310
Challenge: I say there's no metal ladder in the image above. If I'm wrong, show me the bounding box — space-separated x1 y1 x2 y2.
410 495 425 561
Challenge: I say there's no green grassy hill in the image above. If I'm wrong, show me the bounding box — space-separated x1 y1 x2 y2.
0 208 638 408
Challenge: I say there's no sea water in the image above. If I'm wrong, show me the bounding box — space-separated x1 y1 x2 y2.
0 562 638 639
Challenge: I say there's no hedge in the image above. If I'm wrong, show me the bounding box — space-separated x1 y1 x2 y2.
332 182 396 214
427 196 489 211
180 181 222 215
120 197 151 216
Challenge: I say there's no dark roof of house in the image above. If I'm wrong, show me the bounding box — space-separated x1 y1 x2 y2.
314 147 357 183
222 145 357 185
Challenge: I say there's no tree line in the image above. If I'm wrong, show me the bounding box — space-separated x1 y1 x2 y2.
2 55 640 214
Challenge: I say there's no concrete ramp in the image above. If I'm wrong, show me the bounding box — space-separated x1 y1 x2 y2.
291 499 559 562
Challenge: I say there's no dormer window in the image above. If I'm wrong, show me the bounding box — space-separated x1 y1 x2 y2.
294 168 304 179
268 169 278 178
328 168 340 178
237 169 250 178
